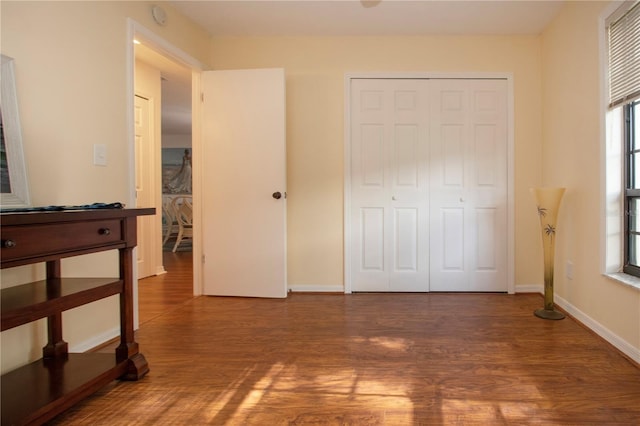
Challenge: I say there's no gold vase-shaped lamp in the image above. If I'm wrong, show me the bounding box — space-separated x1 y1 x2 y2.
531 187 566 320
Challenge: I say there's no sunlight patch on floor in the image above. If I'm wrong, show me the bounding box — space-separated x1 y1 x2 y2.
441 398 545 424
499 401 544 422
206 361 416 424
368 336 412 351
354 378 411 398
351 335 413 352
205 366 257 422
237 363 285 409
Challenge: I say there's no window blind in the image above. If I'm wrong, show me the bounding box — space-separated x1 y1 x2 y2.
608 2 640 108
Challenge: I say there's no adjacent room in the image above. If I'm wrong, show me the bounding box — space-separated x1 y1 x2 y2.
1 1 639 424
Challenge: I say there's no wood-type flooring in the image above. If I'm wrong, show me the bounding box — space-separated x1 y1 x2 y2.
138 251 195 326
47 254 640 425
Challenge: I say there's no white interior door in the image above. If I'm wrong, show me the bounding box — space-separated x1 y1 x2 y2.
134 94 155 279
351 79 430 292
429 79 508 291
201 68 287 298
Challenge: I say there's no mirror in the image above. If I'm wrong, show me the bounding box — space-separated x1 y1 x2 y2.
1 54 30 208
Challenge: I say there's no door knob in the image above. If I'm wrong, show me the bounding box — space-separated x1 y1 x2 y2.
272 192 282 200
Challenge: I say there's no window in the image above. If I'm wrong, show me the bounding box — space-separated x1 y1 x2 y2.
624 101 640 276
606 2 640 278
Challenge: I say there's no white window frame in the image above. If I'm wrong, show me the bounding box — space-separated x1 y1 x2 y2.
601 1 640 290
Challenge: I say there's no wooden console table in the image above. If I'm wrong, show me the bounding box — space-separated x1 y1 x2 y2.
0 207 154 425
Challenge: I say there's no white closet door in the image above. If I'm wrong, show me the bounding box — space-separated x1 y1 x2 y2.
429 79 508 292
350 79 430 292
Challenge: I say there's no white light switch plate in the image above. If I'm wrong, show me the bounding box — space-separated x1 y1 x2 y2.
93 144 107 166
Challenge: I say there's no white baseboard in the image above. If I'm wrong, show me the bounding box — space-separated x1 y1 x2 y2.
291 284 546 294
554 294 640 364
70 327 119 353
288 284 344 293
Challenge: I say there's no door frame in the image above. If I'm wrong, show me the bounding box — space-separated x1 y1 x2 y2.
343 72 515 294
126 20 205 327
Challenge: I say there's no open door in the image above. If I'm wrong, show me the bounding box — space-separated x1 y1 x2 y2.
201 68 287 298
134 93 157 279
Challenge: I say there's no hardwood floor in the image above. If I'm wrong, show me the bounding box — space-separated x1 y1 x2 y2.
48 265 640 425
138 251 194 325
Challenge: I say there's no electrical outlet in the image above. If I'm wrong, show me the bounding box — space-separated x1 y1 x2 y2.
93 144 107 166
566 260 573 280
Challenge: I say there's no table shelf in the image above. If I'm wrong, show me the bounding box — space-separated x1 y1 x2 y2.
1 278 124 332
1 353 128 426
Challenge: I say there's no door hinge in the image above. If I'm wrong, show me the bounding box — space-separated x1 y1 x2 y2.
202 254 206 264
201 92 204 102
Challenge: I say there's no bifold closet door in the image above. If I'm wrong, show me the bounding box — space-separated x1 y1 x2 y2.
350 78 508 293
350 79 430 292
428 79 508 292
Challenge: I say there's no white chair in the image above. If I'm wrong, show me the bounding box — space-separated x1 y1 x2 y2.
162 197 179 245
172 196 193 252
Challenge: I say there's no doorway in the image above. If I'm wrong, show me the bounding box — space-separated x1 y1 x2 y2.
345 75 515 293
128 20 204 327
135 41 193 256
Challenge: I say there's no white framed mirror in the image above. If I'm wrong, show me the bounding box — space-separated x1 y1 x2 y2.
1 54 30 208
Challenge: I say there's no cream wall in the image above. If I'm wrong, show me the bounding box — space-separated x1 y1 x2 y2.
541 1 640 358
163 134 192 148
209 35 544 288
0 1 210 373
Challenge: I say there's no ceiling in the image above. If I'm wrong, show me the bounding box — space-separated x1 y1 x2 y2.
141 1 566 136
168 0 565 36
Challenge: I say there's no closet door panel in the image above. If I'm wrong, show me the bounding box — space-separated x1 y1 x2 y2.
430 79 508 292
351 79 429 292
